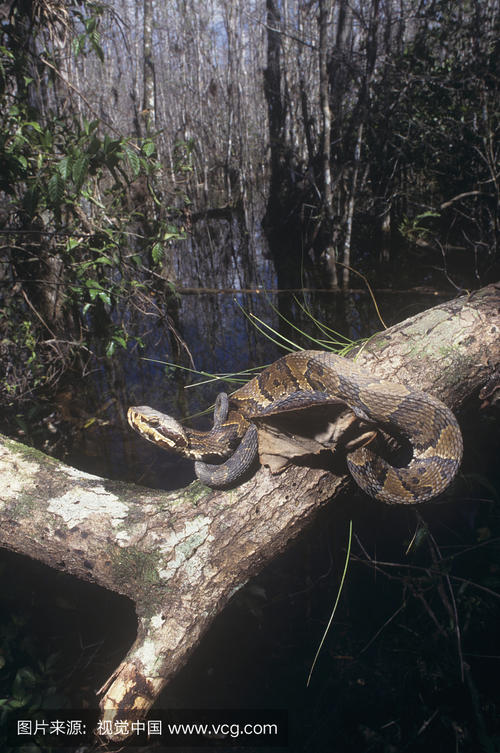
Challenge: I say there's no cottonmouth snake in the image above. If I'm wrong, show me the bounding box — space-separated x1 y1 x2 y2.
127 350 463 504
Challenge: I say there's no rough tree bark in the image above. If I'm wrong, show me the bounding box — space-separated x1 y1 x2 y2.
263 0 285 225
141 0 155 134
0 283 499 740
318 0 338 288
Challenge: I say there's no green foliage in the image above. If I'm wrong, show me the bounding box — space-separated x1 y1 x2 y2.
0 1 190 402
72 5 105 61
173 138 196 176
0 612 67 722
399 211 441 243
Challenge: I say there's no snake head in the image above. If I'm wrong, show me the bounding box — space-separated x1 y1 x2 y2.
127 406 189 453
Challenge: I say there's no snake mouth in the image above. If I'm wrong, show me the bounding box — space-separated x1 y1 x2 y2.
127 406 189 452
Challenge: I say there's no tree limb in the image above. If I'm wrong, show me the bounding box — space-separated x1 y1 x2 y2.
0 282 499 739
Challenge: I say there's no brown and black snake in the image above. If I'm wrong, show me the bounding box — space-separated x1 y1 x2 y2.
127 350 463 504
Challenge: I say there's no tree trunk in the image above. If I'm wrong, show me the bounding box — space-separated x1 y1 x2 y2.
142 0 155 134
341 122 364 287
1 283 499 740
318 0 338 287
263 0 286 225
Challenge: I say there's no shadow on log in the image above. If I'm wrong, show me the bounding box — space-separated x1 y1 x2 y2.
0 282 499 741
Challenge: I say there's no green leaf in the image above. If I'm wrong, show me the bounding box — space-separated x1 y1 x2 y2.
87 135 101 156
106 340 115 357
417 211 440 220
66 237 80 252
72 154 89 190
98 290 112 306
95 255 113 266
124 146 141 177
151 242 163 264
25 121 42 133
90 31 104 62
41 128 53 150
85 16 97 33
142 139 155 157
82 118 99 135
8 698 28 708
48 172 64 205
72 34 84 57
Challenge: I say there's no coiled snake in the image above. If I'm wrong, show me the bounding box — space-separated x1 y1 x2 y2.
127 350 463 504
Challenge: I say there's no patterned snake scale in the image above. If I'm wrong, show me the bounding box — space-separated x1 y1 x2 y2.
127 350 463 504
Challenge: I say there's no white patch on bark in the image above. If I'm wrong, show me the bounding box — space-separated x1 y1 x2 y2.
134 618 185 670
157 516 212 580
48 487 128 527
0 446 39 505
150 613 166 630
56 465 104 482
134 638 159 669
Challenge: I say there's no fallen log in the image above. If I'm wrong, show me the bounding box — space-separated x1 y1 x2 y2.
0 282 498 740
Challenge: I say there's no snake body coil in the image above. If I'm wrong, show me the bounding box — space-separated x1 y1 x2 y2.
128 351 463 504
